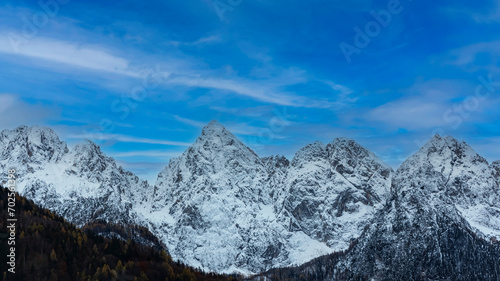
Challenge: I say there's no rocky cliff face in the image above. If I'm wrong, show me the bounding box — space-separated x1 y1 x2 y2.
392 134 500 237
148 121 391 274
0 126 149 226
275 138 392 252
0 126 68 174
148 121 286 274
492 160 500 181
1 124 498 278
336 134 500 280
255 134 500 280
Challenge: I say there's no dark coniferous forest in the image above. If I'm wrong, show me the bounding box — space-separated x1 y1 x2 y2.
0 187 237 281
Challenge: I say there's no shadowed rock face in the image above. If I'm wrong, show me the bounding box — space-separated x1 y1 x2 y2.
492 161 500 180
279 138 393 249
272 202 500 281
0 126 68 171
258 134 500 281
3 124 498 278
0 126 149 227
393 134 500 237
150 122 392 274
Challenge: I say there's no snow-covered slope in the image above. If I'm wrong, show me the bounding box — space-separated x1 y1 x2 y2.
0 125 68 174
0 126 149 226
147 121 288 274
282 134 500 280
394 134 500 237
492 160 500 181
2 124 498 278
147 121 392 274
278 138 392 251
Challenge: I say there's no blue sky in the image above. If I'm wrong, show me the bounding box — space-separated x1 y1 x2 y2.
1 0 500 182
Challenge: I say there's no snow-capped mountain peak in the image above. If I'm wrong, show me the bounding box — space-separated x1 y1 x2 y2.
69 140 117 179
396 134 491 194
200 119 228 135
310 134 500 280
0 126 68 170
395 134 500 238
2 124 498 277
278 136 393 253
198 120 236 144
147 124 394 274
0 125 149 225
290 141 326 166
194 120 260 159
327 137 393 185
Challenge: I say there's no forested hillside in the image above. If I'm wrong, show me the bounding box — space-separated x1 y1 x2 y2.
0 187 237 281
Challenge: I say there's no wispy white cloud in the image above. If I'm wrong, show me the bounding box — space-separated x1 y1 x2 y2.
0 94 58 129
237 41 272 64
444 2 500 23
324 81 354 96
67 133 192 146
0 94 16 113
193 35 221 45
363 79 478 130
473 5 500 23
171 114 288 139
0 32 346 109
322 80 358 106
168 35 222 46
366 98 448 130
166 75 300 106
0 34 140 77
173 115 207 128
446 40 500 68
112 150 184 158
165 74 340 109
467 137 500 163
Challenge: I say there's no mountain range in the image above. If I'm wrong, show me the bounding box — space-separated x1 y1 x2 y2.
1 121 499 279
